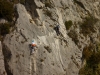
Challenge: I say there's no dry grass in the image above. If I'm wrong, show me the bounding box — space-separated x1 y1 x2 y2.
80 16 98 36
79 44 100 75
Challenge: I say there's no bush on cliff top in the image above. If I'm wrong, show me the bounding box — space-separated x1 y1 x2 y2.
0 23 11 36
0 0 14 21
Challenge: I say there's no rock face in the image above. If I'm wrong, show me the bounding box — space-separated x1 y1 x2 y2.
0 41 7 75
2 0 100 75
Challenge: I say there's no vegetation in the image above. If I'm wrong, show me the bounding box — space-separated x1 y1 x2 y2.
20 0 25 4
11 0 19 4
65 20 73 30
79 44 100 75
68 30 79 45
0 23 11 36
0 1 15 40
80 16 98 36
79 52 100 75
11 0 25 4
0 0 14 21
82 46 92 60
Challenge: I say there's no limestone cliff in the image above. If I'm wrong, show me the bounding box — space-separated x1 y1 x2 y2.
1 0 100 75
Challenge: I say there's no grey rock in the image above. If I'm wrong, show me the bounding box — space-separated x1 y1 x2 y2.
2 0 100 75
0 41 7 75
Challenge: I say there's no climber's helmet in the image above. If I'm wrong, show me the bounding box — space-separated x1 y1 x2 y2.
32 40 34 42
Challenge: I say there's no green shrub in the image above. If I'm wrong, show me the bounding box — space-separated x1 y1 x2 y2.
80 16 98 36
0 23 11 35
65 20 73 30
0 0 14 21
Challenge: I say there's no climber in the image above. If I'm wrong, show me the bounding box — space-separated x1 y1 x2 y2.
54 23 60 36
30 40 37 55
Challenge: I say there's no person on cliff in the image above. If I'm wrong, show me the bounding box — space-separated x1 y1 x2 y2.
54 23 60 36
30 40 37 55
